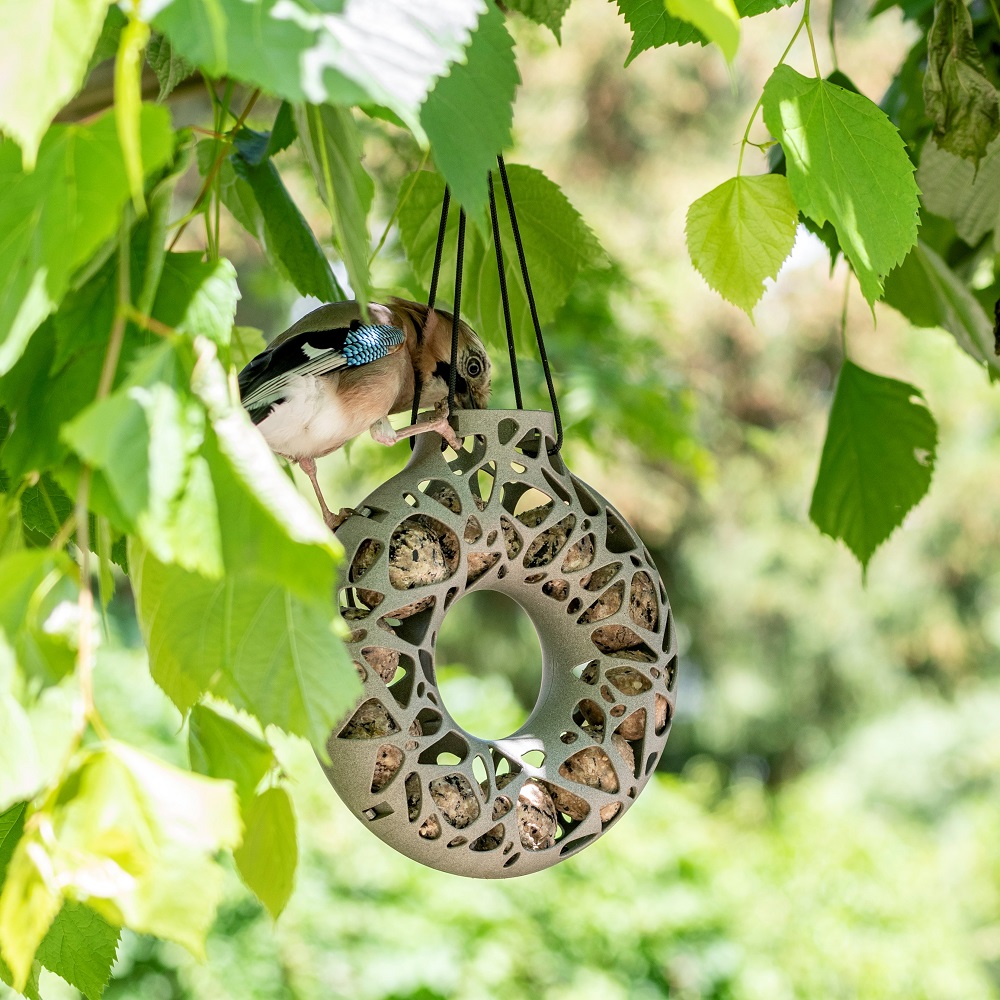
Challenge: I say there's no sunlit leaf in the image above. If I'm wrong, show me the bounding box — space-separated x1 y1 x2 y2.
0 0 110 169
614 0 704 65
233 787 297 919
665 0 740 62
189 704 274 806
762 66 919 305
686 174 798 314
421 3 519 220
115 16 152 212
505 0 573 39
35 901 120 1000
0 106 174 375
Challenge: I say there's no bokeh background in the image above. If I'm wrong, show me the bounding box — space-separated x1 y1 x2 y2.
9 0 1000 996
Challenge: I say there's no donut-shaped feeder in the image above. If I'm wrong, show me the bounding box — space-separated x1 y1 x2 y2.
324 410 678 877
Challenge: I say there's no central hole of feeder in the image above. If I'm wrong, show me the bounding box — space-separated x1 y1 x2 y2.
436 591 542 740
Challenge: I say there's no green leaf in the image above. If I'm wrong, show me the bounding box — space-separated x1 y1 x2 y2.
20 475 72 541
62 342 224 579
665 0 740 61
36 901 120 1000
0 0 110 169
295 105 374 311
152 253 240 346
735 0 799 14
229 131 342 302
0 743 241 974
133 546 360 752
0 802 26 886
230 327 267 370
0 550 81 686
614 0 705 65
153 0 484 137
421 3 519 220
189 704 274 806
146 30 195 101
809 361 938 572
883 240 1000 378
917 136 1000 250
505 0 573 39
397 165 606 346
0 105 174 375
923 0 1000 166
762 66 919 305
233 787 297 919
686 174 799 315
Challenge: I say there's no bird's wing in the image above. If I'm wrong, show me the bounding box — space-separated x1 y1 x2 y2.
239 322 406 417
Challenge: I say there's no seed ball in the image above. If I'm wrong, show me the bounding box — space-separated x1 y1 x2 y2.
612 733 635 776
467 551 501 583
340 699 399 739
542 781 590 823
418 815 441 840
517 504 551 528
524 514 576 568
629 571 659 631
616 708 647 741
579 581 624 623
581 562 620 592
350 539 382 581
559 747 620 802
606 665 652 695
464 516 483 543
591 625 656 661
362 646 399 683
388 516 459 589
517 779 557 851
561 533 596 573
655 694 670 734
405 772 421 821
492 795 513 820
371 744 403 792
470 823 505 852
501 516 523 559
425 481 462 514
429 774 481 829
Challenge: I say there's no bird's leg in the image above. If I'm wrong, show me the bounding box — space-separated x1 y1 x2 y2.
297 456 353 531
369 406 462 451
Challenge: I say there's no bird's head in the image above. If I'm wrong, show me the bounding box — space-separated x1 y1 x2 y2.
388 297 492 410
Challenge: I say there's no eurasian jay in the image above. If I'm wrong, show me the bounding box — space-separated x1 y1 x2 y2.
238 297 492 529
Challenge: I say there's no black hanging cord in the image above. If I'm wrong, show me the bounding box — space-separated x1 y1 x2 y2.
496 154 563 452
488 171 523 410
447 209 467 415
411 187 452 443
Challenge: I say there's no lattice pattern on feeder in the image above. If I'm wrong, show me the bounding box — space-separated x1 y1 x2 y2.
324 410 678 877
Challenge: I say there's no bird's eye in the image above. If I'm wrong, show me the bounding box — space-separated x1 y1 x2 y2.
466 357 483 378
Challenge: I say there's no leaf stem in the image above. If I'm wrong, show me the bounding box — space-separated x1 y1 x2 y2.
370 147 430 265
803 0 822 78
737 13 806 175
169 87 261 251
828 0 839 71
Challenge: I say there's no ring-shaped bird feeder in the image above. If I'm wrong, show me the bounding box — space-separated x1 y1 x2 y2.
323 157 678 877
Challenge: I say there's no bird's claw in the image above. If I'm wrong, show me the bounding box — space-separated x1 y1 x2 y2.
326 507 355 532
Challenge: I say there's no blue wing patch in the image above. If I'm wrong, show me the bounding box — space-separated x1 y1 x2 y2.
341 324 406 365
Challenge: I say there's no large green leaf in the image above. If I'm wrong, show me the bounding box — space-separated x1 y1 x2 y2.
62 342 224 579
917 136 1000 251
762 66 919 305
153 0 484 137
0 0 110 170
0 802 25 887
665 0 740 62
133 546 360 751
397 165 606 346
152 254 240 346
35 901 120 1000
228 130 343 303
0 106 174 376
810 361 938 572
233 786 297 919
295 105 374 311
614 0 705 64
421 3 519 221
505 0 573 39
923 0 999 166
189 704 274 806
0 743 241 984
686 174 799 315
883 240 1000 379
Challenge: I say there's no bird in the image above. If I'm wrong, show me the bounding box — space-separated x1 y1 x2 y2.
238 297 492 530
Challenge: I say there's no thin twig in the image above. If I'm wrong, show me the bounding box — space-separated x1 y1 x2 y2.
370 147 430 264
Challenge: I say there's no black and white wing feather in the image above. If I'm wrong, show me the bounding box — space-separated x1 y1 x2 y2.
239 322 405 424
